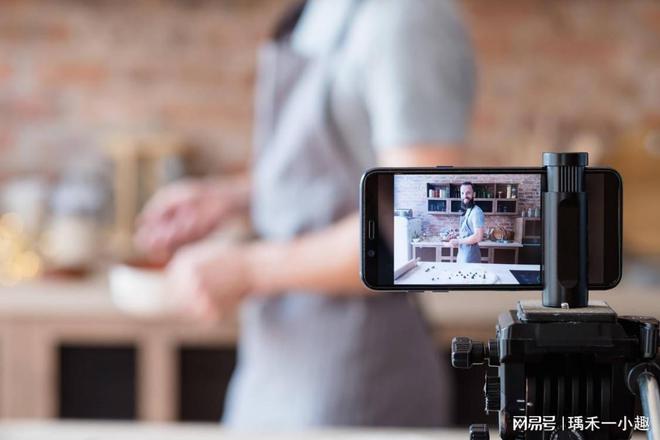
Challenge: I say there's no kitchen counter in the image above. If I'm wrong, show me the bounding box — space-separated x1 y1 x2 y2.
1 273 660 422
0 421 472 440
0 421 648 439
0 273 237 421
395 262 538 285
412 240 523 248
411 240 523 263
2 274 659 344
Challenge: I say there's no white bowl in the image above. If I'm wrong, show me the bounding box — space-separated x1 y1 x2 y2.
108 263 179 316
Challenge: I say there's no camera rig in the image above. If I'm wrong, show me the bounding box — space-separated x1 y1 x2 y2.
451 153 660 440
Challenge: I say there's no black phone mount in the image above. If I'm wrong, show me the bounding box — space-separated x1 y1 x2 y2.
451 152 660 440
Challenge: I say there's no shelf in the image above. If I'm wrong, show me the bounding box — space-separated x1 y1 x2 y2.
429 212 519 216
427 199 447 213
430 197 519 201
425 182 523 215
426 183 450 199
515 217 542 242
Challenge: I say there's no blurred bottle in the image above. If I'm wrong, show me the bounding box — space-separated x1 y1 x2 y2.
103 134 187 260
1 177 48 240
41 160 108 275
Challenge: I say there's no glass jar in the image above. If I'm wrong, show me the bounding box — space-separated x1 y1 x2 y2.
42 169 107 272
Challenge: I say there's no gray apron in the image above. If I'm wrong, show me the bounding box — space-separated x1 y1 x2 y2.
457 207 481 263
223 3 450 428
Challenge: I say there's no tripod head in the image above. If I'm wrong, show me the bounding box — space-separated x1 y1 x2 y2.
451 153 660 440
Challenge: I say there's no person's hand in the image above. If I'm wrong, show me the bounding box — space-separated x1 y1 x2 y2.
449 238 460 247
166 240 252 321
135 175 248 259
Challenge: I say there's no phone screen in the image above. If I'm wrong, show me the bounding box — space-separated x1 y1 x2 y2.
393 171 542 288
361 168 621 291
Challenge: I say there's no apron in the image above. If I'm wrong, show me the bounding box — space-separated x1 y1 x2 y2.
457 207 481 263
223 2 450 428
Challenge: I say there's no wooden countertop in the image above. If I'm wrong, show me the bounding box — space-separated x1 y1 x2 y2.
0 274 121 319
412 240 524 248
1 273 659 343
0 273 239 343
0 421 649 440
1 275 658 421
0 421 470 440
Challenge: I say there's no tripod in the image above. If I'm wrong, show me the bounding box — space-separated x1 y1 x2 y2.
452 301 660 440
451 153 660 440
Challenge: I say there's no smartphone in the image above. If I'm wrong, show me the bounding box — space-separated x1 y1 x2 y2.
361 167 622 291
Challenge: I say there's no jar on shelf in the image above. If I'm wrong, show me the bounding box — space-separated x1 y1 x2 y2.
41 166 108 273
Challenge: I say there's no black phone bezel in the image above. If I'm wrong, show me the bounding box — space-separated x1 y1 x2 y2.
360 166 622 292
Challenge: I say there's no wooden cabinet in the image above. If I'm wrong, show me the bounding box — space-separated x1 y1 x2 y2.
514 218 541 243
515 218 542 264
413 243 520 264
426 182 520 215
0 276 239 422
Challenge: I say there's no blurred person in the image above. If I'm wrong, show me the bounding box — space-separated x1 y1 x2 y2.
136 0 475 429
449 182 484 263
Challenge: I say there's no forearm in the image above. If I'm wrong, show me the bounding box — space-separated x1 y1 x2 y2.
246 212 368 296
241 146 466 296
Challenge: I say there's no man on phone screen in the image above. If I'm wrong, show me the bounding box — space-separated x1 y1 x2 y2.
449 182 484 263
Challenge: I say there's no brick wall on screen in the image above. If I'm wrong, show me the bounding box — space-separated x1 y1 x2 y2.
394 174 541 236
0 0 658 175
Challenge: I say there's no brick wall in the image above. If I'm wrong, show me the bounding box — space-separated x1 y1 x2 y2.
394 174 541 235
0 0 658 174
462 0 660 165
0 0 291 175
